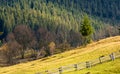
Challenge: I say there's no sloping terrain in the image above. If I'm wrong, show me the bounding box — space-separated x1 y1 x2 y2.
64 58 120 74
0 36 120 74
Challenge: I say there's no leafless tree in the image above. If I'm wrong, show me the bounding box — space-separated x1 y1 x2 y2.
3 33 21 64
48 42 55 55
13 25 34 59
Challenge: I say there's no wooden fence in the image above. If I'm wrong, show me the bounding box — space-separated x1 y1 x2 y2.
36 51 120 74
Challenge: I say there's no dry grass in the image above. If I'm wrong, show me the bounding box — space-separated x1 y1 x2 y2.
0 36 120 74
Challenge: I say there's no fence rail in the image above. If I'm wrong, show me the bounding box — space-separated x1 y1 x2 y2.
36 51 120 74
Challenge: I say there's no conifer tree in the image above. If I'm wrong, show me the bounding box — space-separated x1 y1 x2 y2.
80 15 94 45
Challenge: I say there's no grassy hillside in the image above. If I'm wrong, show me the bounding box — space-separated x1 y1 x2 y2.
64 58 120 74
0 36 120 74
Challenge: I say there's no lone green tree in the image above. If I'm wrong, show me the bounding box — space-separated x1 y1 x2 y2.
80 15 94 45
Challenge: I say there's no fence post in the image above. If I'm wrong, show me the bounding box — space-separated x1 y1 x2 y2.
35 72 41 74
99 57 102 63
74 64 78 71
45 70 49 74
109 53 115 61
59 67 62 74
86 61 91 68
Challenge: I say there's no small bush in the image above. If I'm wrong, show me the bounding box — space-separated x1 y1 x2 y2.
57 42 71 52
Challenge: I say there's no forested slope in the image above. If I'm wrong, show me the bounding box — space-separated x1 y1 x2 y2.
48 0 120 24
0 0 119 64
0 0 119 40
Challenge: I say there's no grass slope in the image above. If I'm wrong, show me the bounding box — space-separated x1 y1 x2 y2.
64 58 120 74
0 36 120 74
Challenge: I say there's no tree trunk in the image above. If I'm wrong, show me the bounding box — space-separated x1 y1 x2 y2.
21 49 25 59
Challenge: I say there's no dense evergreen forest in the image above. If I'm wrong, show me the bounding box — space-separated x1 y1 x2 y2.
49 0 120 24
0 0 119 64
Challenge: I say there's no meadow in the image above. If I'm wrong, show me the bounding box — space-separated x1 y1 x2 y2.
0 36 120 74
64 58 120 74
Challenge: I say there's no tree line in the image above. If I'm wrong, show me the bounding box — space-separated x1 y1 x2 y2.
0 15 94 64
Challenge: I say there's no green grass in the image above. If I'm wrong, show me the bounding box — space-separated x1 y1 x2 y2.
0 36 120 74
64 58 120 74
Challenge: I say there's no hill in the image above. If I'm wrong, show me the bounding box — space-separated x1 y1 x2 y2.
0 36 120 74
0 1 120 73
0 0 119 62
